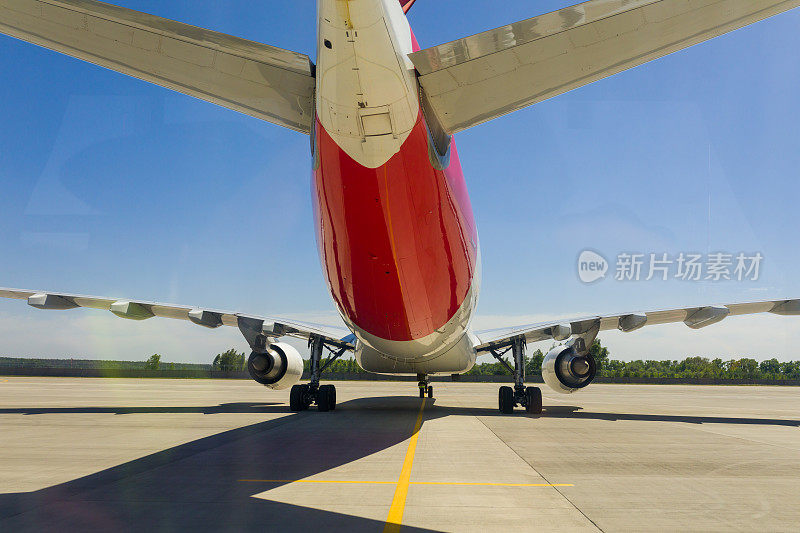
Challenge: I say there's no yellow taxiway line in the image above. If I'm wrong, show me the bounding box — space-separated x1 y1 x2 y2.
383 397 427 533
414 481 573 487
240 479 396 485
239 479 573 488
239 398 571 531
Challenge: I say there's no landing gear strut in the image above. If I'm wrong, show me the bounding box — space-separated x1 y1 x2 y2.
417 373 433 399
289 335 346 412
490 336 542 415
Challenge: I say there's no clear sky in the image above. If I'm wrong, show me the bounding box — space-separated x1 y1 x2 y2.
1 1 799 364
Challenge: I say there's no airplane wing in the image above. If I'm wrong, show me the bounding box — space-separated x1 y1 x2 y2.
0 287 354 350
474 298 800 352
409 0 800 135
0 0 315 133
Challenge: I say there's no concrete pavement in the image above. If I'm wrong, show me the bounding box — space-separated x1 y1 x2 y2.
0 378 798 531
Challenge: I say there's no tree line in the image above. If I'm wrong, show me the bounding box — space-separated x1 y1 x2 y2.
208 342 800 380
5 342 797 381
0 355 206 371
462 340 800 380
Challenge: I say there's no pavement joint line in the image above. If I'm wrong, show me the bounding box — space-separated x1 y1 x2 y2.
383 397 426 533
238 480 573 487
475 415 605 532
679 423 800 452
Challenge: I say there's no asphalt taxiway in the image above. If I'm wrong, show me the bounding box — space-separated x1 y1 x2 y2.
0 378 798 531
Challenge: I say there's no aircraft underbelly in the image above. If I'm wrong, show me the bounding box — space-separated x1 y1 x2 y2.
313 118 478 351
355 330 479 375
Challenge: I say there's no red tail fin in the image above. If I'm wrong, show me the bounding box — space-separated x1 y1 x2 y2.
400 0 418 14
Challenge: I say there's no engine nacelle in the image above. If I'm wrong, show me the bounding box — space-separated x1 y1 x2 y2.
247 342 303 390
542 345 596 394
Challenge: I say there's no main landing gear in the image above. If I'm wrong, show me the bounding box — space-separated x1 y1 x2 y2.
417 373 433 399
290 335 347 412
490 337 542 415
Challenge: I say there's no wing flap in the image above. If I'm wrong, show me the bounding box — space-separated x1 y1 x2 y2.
0 0 315 133
0 288 33 299
410 0 800 134
475 298 800 351
0 287 353 347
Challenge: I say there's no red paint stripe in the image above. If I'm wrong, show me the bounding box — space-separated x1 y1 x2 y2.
312 117 477 341
409 27 421 52
400 0 418 14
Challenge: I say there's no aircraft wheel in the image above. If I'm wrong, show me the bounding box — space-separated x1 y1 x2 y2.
498 386 514 414
525 386 543 415
327 384 337 410
289 384 308 412
317 385 334 412
427 385 433 398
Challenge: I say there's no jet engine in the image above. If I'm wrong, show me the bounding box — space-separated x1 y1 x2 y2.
247 342 303 390
542 344 596 394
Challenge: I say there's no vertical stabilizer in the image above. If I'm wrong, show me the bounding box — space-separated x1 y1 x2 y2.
400 0 417 14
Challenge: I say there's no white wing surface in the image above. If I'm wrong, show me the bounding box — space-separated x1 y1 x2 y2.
409 0 800 135
0 287 354 349
0 0 315 132
475 298 800 352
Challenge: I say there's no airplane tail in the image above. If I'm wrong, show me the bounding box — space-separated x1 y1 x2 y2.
400 0 418 14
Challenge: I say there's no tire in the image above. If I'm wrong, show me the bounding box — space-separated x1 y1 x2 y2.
328 384 337 411
419 387 425 398
427 385 433 398
525 386 542 415
289 384 307 412
319 384 336 411
499 386 514 414
317 385 331 412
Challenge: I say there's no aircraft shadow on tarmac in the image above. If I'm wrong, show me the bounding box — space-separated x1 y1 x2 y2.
429 404 800 426
1 396 798 531
536 405 800 426
0 402 285 415
2 401 798 426
0 397 443 532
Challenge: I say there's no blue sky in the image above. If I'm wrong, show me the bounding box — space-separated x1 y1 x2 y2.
1 1 799 363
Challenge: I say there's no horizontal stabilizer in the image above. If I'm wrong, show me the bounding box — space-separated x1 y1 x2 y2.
410 0 800 134
0 0 316 133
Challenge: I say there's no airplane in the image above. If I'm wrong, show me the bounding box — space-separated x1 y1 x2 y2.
1 0 799 414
